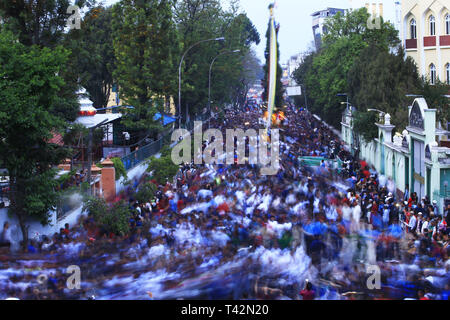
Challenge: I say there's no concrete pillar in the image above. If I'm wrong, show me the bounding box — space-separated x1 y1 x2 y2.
101 159 116 203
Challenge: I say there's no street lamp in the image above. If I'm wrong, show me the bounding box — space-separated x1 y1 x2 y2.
178 37 225 128
337 93 349 108
368 108 386 115
368 108 386 123
208 49 240 128
297 84 308 110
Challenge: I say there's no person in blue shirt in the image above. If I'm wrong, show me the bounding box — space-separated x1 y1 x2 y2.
169 197 177 214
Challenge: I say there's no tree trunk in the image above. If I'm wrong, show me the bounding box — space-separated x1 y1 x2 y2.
9 179 29 252
17 213 29 252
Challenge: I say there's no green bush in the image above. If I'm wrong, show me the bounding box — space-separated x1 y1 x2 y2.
135 182 157 204
83 197 109 222
353 111 378 142
111 157 127 181
83 197 130 236
56 169 77 186
103 201 130 236
147 155 179 185
160 145 172 158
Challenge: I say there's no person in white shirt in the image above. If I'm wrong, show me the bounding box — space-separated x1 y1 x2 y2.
415 213 423 234
421 216 430 235
342 202 352 222
408 213 417 233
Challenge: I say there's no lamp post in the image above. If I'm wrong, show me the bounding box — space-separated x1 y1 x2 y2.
368 108 386 123
337 94 357 157
208 49 240 128
297 83 308 110
337 93 349 108
178 37 225 129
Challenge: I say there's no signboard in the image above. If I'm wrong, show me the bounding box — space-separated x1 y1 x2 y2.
410 101 424 130
286 86 302 96
413 172 425 185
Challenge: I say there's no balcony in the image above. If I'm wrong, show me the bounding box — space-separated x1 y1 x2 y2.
424 36 436 47
405 39 417 49
440 35 450 46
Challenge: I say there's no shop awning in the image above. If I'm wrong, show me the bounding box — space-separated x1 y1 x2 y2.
74 113 122 129
154 113 176 126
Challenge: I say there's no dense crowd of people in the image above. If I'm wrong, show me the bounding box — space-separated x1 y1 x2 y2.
0 104 449 300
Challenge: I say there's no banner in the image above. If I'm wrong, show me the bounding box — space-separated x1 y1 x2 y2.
266 4 277 130
287 86 301 96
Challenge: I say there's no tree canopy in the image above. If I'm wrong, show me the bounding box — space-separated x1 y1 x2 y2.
293 7 448 139
67 5 115 109
0 28 73 248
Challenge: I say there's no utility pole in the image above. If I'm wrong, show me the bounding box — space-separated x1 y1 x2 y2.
87 127 93 196
86 119 108 196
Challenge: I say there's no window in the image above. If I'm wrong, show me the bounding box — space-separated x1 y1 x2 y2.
446 63 450 85
446 14 450 35
429 15 435 36
430 64 436 85
410 19 417 39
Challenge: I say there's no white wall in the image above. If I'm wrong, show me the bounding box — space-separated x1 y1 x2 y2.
0 205 86 242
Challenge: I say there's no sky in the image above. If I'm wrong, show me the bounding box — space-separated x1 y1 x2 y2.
104 0 352 63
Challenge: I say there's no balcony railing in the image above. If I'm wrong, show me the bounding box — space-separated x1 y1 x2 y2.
440 35 450 46
424 36 436 47
405 39 417 49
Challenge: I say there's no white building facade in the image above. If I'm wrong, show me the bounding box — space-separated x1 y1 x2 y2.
342 98 450 212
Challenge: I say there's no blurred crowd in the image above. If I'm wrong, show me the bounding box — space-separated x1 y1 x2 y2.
0 104 449 300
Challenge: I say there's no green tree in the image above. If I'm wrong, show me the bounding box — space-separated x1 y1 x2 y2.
232 49 262 109
348 45 421 138
292 51 316 108
0 29 73 249
135 183 157 204
0 0 95 47
83 197 130 236
262 15 284 109
419 80 450 127
352 110 379 142
323 9 399 50
147 155 179 185
174 0 259 120
293 8 401 128
112 0 179 135
110 157 127 181
0 0 86 122
174 0 225 120
67 5 115 109
306 36 366 127
209 12 260 110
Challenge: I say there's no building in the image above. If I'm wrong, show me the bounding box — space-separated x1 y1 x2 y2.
285 53 307 86
402 0 450 84
342 98 450 213
311 8 346 50
105 84 176 115
348 0 402 32
281 64 290 87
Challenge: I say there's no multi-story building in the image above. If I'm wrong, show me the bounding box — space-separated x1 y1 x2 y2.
285 53 306 85
402 0 450 84
311 8 346 50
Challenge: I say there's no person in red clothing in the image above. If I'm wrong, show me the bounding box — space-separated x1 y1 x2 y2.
418 290 430 300
63 223 70 238
300 281 315 300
